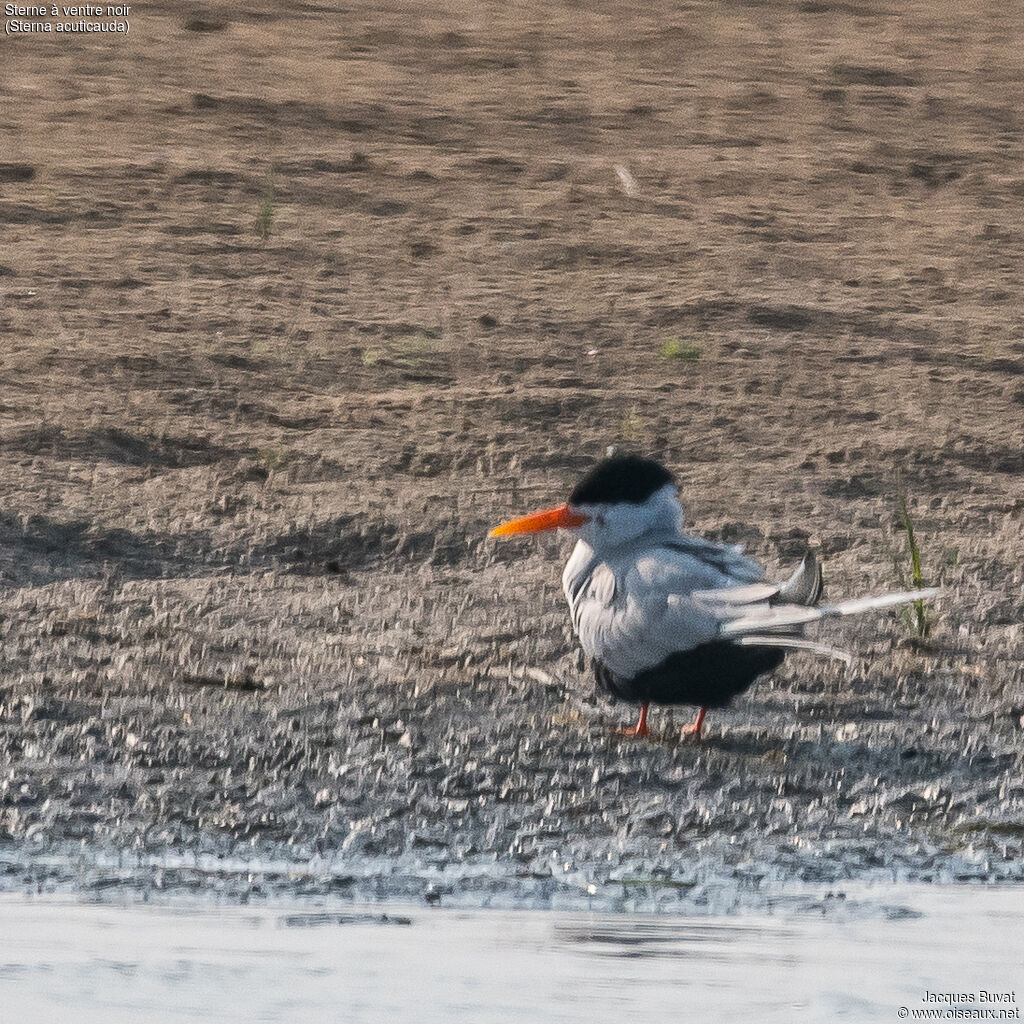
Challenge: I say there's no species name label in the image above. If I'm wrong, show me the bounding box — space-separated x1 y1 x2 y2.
4 4 131 34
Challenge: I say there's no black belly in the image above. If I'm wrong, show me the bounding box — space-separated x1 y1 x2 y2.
593 642 785 709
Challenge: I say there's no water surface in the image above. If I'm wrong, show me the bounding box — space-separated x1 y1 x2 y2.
4 886 1021 1023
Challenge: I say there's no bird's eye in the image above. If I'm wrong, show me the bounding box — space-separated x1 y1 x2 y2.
595 514 606 526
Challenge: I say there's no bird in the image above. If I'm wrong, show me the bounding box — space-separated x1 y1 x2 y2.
489 453 937 739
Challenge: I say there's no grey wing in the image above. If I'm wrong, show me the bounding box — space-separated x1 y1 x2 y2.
661 534 766 585
574 541 766 678
689 550 834 639
693 552 823 612
574 549 825 679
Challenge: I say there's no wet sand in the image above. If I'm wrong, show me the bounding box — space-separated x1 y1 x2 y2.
1 0 1023 904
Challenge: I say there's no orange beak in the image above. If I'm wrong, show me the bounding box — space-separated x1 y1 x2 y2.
489 503 589 538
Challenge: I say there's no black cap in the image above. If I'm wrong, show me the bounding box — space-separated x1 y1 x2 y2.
569 455 675 506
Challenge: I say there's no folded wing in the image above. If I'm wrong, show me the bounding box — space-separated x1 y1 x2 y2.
574 541 935 681
574 535 771 678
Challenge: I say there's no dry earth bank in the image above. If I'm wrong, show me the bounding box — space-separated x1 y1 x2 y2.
0 0 1022 903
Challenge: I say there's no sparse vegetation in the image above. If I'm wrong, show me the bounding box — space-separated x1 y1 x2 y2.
618 405 647 443
255 180 275 242
392 333 440 371
256 444 292 471
660 337 702 361
361 332 445 373
895 480 932 638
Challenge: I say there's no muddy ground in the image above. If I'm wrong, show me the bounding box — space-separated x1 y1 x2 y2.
0 0 1022 906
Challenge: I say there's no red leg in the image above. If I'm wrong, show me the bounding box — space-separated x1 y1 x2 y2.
682 707 707 739
616 702 650 738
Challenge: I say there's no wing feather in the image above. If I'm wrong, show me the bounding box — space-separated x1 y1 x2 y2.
691 583 780 607
573 539 761 678
566 528 938 680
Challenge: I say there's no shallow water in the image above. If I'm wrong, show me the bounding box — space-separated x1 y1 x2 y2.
4 886 1022 1023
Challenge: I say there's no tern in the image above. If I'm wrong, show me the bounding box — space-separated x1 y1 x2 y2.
490 454 936 739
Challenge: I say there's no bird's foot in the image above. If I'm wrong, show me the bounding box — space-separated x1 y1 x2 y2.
616 722 651 738
681 707 707 740
616 702 650 738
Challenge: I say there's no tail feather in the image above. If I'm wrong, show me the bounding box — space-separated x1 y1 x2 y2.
774 552 824 607
735 634 854 667
719 587 938 638
822 588 939 618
